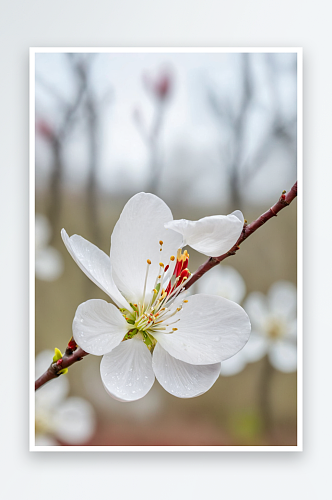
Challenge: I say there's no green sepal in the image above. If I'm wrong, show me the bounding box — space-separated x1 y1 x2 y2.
53 348 68 375
53 348 63 362
123 328 138 341
142 331 153 347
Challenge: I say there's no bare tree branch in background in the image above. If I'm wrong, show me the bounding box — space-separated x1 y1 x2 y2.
134 68 173 195
207 54 297 211
70 54 111 249
36 58 87 243
36 54 113 248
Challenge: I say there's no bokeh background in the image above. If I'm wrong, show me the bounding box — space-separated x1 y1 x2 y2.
34 51 297 447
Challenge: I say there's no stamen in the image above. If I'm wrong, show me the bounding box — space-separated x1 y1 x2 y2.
142 260 151 311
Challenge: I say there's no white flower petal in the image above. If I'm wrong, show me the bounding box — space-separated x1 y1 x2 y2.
35 350 69 407
152 343 221 398
269 340 297 373
244 292 269 330
73 299 129 355
110 193 182 304
100 338 155 402
196 265 246 303
153 294 251 365
220 350 247 376
61 229 130 310
268 280 297 321
54 397 96 444
164 210 244 257
35 247 64 281
242 332 268 363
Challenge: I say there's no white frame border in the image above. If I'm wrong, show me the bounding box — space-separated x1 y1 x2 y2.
30 46 303 452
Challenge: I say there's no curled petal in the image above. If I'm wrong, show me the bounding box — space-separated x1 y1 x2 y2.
73 299 129 355
100 338 155 402
153 294 251 365
152 344 221 398
164 211 244 257
61 229 130 311
110 193 182 304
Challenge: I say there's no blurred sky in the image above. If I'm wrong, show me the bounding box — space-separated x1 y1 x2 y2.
35 51 297 207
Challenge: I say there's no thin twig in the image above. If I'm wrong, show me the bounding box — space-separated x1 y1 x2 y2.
35 347 88 391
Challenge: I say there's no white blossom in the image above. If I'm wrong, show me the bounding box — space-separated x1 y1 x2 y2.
35 214 64 281
62 193 251 401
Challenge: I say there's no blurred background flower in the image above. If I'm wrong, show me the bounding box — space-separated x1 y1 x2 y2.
35 214 64 281
35 350 96 446
243 280 297 372
35 51 297 446
196 264 246 303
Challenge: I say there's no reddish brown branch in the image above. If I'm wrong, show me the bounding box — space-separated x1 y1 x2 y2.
35 181 297 391
35 347 88 391
184 181 297 290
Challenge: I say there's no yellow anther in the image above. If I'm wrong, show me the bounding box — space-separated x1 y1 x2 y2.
183 300 188 303
170 255 175 261
147 259 151 265
153 289 158 294
159 262 164 268
159 240 164 245
177 307 181 311
158 275 161 279
172 328 178 331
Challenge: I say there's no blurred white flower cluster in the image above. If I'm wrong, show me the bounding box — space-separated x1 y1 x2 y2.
35 350 96 446
196 267 297 375
35 214 64 281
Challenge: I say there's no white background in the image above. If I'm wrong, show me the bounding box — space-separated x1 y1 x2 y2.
0 1 327 499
